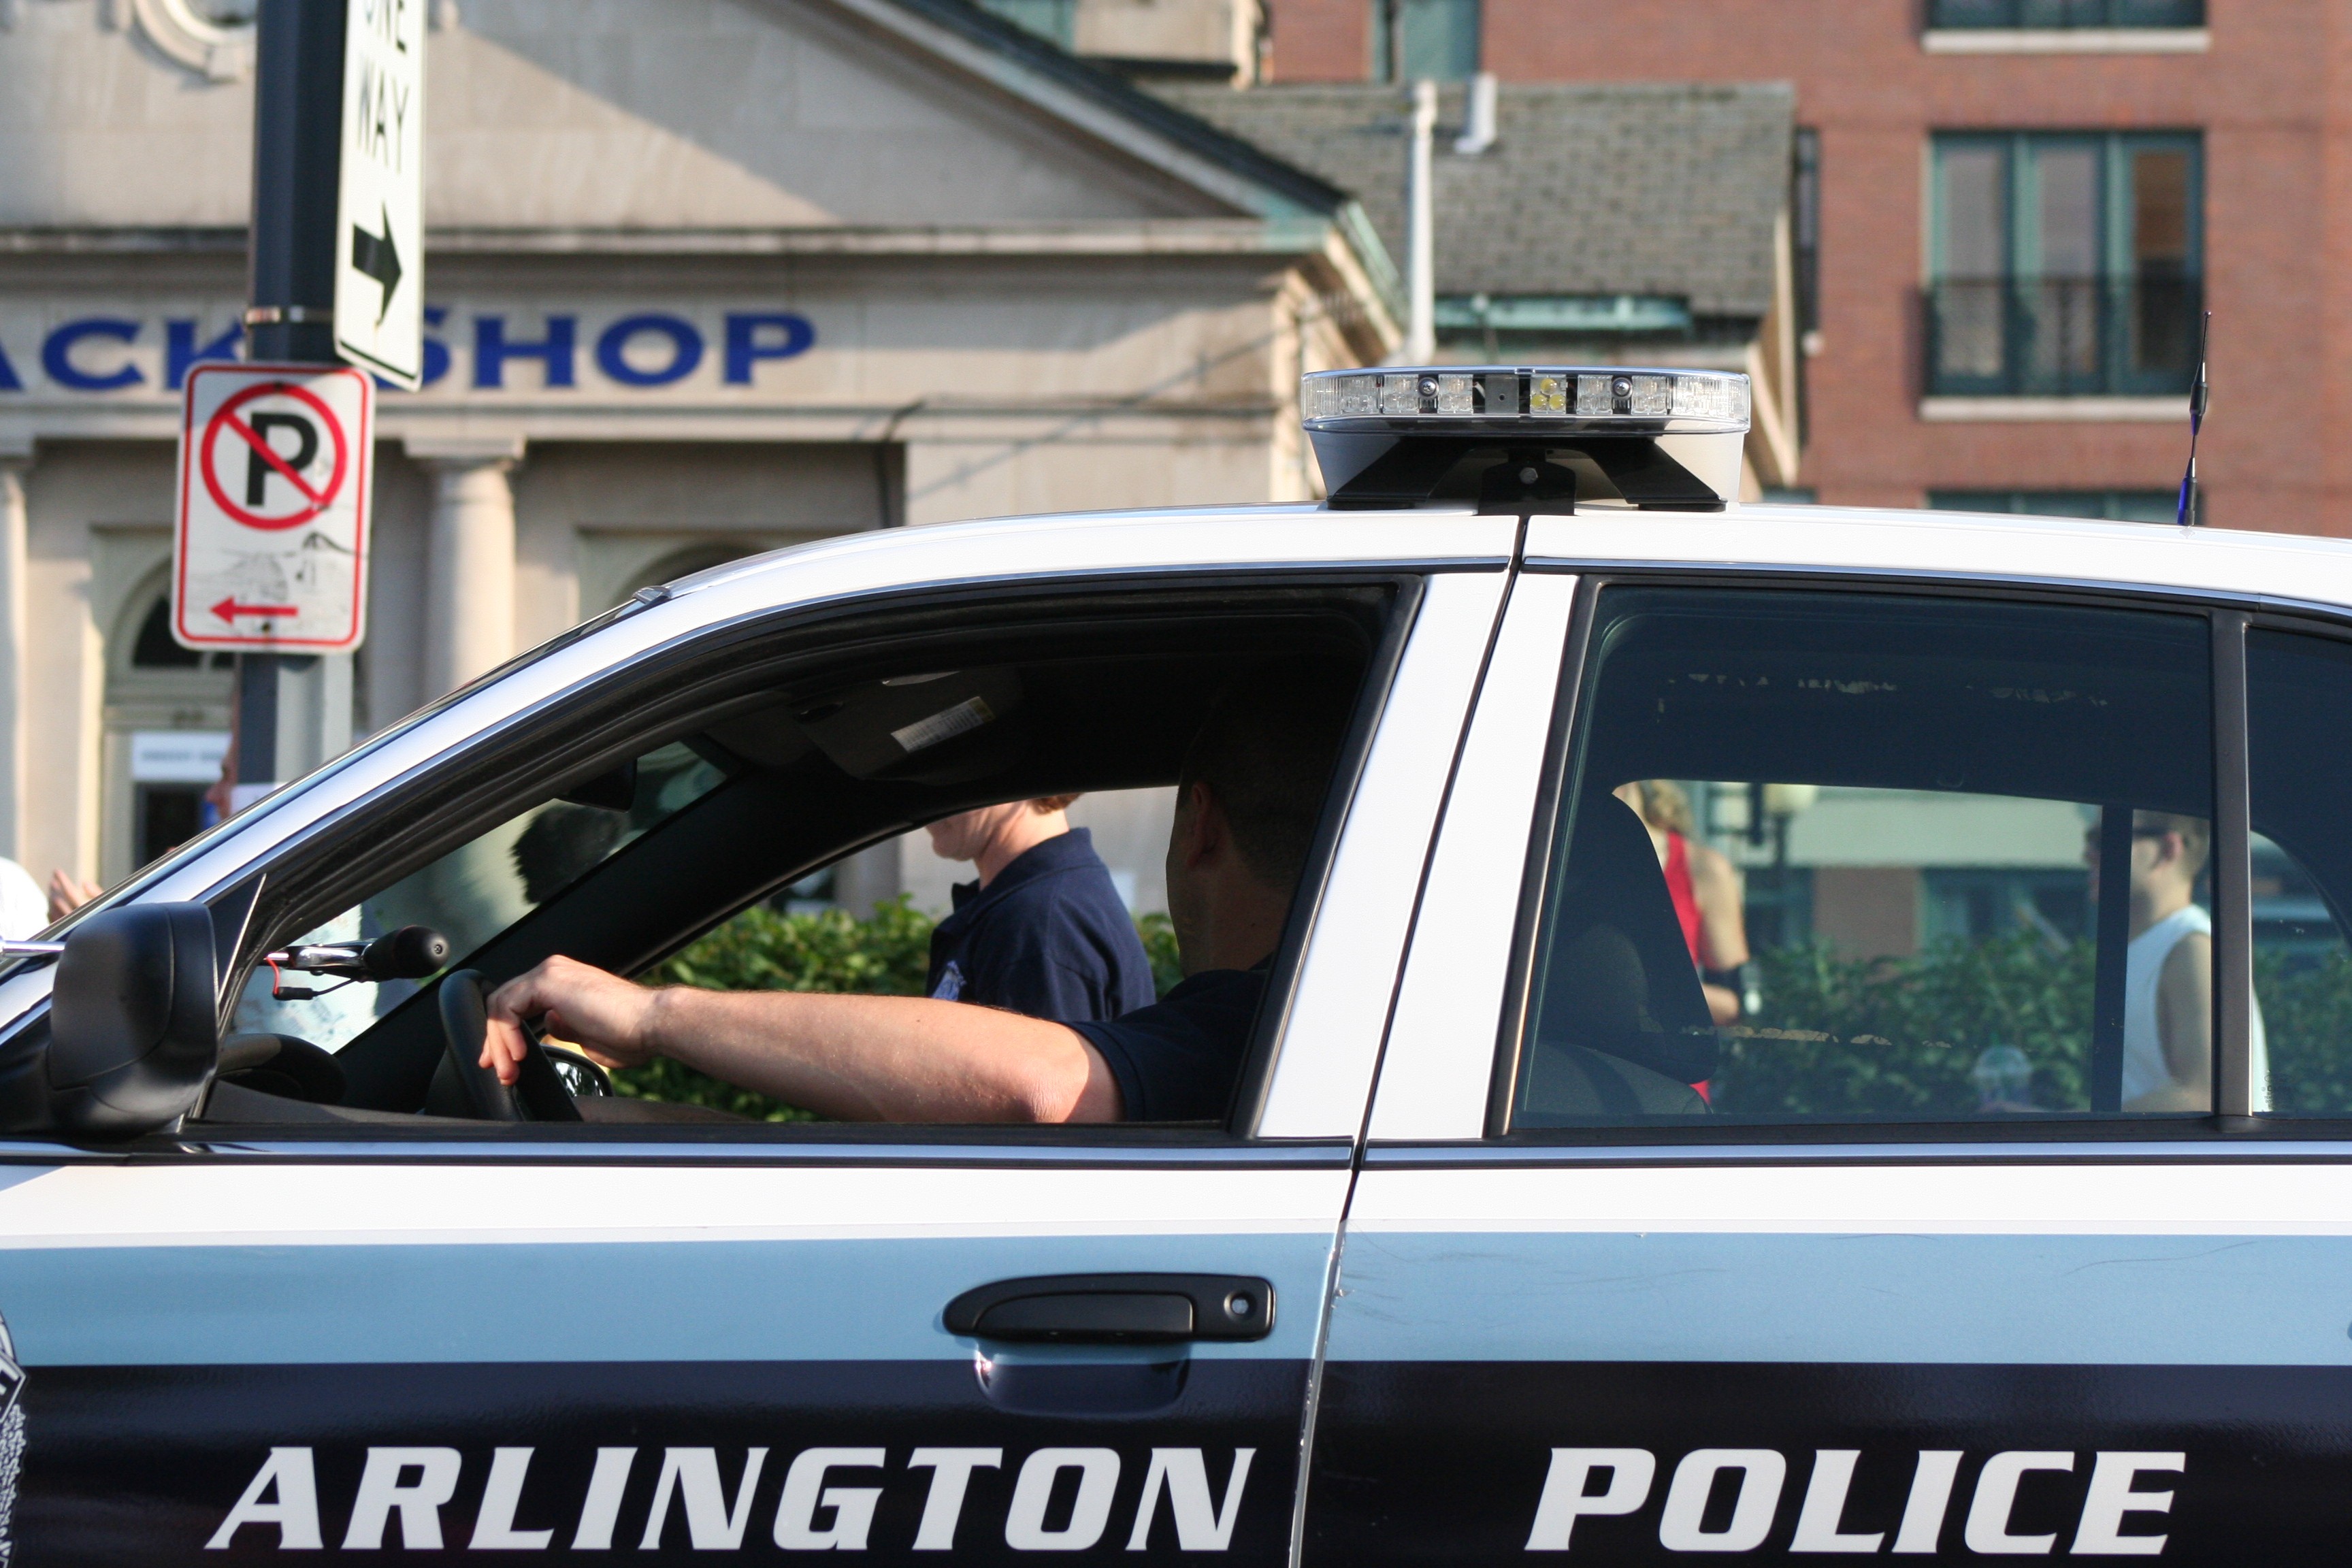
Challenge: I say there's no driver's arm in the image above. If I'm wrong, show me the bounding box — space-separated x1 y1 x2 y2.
482 955 1125 1124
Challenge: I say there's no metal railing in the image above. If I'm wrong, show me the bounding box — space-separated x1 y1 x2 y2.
1927 0 2203 27
1925 276 2202 398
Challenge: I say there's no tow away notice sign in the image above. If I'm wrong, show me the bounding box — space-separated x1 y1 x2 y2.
173 363 372 653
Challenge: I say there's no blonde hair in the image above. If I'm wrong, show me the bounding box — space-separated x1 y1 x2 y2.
1630 779 1696 838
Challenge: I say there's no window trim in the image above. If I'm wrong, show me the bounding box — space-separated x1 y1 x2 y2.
2214 608 2257 1118
161 568 1429 1149
1921 0 2206 35
1921 27 2210 54
1925 129 2205 399
1480 567 2276 1146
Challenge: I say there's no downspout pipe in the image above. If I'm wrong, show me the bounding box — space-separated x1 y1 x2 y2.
1400 77 1437 363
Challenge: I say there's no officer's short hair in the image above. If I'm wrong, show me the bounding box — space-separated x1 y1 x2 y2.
1030 794 1082 814
1179 666 1356 892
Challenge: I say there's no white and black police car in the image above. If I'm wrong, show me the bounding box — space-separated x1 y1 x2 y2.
0 365 2347 1567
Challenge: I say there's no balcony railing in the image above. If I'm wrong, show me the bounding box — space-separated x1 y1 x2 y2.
1925 276 2202 398
1927 0 2204 27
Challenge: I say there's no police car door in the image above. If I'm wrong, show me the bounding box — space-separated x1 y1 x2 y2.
0 562 1509 1568
1309 566 2352 1565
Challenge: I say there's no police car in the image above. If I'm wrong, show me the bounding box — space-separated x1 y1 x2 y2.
0 365 2345 1567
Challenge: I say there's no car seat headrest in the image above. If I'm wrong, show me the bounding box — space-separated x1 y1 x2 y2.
1531 791 1718 1085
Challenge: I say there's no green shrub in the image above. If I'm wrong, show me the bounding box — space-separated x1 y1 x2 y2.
652 896 936 997
2257 948 2352 1111
1137 911 1185 998
618 898 935 1120
1716 936 2352 1117
1711 934 2095 1116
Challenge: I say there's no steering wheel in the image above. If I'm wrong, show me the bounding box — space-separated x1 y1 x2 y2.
437 970 582 1122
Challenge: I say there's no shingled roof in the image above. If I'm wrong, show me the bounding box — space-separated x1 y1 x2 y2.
1156 80 1796 320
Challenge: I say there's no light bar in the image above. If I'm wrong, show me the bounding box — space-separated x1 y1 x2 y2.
1301 365 1750 434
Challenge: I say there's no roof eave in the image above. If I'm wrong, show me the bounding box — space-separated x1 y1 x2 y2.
810 0 1354 226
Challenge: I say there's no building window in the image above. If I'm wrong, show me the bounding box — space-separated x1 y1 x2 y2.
1792 127 1820 445
1927 133 2200 397
974 0 1076 50
1372 0 1480 82
1927 0 2203 26
1928 489 2178 521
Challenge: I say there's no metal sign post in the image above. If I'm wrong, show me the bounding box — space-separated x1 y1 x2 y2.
203 0 416 810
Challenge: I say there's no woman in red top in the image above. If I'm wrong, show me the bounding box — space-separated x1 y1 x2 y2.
1613 780 1750 1027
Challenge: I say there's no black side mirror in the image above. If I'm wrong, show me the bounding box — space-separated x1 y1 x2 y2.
46 903 219 1134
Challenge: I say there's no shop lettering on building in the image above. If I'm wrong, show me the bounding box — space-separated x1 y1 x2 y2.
0 308 817 397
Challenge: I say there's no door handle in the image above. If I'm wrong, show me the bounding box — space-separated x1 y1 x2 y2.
945 1273 1275 1344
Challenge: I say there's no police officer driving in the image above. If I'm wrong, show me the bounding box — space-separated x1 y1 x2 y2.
478 673 1350 1123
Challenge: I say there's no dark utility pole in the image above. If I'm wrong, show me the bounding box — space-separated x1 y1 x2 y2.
237 0 347 794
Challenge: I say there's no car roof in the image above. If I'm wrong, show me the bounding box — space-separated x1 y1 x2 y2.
672 499 2352 617
662 502 1510 604
1524 501 2352 610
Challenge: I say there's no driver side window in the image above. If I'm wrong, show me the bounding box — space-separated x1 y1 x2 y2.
203 583 1388 1132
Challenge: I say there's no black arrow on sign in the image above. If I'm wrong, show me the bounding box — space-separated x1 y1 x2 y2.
349 203 402 327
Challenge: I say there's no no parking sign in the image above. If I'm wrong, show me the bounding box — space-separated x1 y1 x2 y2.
173 362 372 652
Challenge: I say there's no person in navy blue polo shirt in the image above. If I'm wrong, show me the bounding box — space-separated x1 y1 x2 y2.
922 795 1155 1024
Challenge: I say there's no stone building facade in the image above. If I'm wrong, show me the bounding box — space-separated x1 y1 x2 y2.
0 0 1394 896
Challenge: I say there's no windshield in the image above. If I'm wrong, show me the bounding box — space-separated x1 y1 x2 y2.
233 742 727 1052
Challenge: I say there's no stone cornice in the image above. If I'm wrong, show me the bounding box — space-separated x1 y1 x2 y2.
0 221 1336 259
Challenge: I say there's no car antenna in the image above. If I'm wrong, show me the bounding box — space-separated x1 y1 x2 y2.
2174 310 2211 527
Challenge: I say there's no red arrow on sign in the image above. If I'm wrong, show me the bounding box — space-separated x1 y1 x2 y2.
212 596 299 623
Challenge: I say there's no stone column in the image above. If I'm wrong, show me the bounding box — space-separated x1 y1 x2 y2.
0 447 29 862
412 438 524 698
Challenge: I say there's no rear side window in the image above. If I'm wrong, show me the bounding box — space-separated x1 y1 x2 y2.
2248 627 2352 1115
1507 587 2216 1129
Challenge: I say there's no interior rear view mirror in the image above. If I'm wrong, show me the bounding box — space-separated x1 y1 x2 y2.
45 903 220 1135
557 758 637 811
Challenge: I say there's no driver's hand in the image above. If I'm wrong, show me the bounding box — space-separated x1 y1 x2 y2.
482 956 659 1085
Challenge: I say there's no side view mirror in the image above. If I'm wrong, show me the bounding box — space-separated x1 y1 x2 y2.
45 903 219 1135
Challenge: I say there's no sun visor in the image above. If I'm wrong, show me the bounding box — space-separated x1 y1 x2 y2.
792 668 1026 783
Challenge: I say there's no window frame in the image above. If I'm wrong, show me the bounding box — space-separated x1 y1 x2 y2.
2233 607 2352 1119
1927 130 2204 399
1369 0 1481 82
1480 567 2288 1147
1925 0 2205 29
118 568 1432 1153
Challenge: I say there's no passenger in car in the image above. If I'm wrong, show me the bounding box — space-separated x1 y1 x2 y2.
1612 779 1751 1026
478 674 1350 1122
2089 811 2270 1112
921 794 1156 1024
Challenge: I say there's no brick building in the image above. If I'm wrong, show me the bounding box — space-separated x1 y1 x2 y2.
1265 1 2345 534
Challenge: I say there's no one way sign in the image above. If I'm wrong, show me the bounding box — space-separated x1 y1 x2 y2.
333 0 424 388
